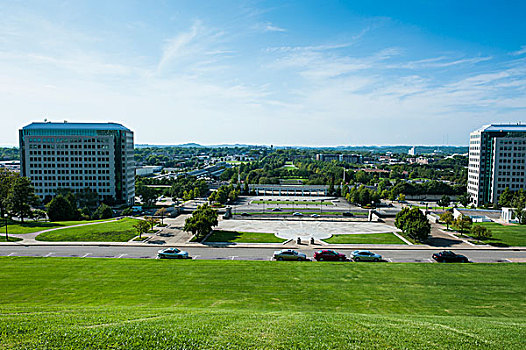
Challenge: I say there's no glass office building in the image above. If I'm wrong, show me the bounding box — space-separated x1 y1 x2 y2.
468 124 526 206
19 122 135 205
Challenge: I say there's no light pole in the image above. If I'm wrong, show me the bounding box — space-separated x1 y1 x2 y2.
4 214 8 242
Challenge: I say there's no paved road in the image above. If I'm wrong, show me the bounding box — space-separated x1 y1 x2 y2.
1 246 525 263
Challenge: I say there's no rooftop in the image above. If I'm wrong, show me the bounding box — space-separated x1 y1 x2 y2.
21 122 130 131
475 123 526 133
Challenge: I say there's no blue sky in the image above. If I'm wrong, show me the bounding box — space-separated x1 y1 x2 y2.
1 0 525 146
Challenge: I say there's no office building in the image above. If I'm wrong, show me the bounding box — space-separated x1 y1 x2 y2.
316 153 362 163
467 123 526 206
19 121 135 205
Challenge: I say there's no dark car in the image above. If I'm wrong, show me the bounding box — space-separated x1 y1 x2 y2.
432 251 469 263
314 250 347 261
240 212 250 216
342 212 354 217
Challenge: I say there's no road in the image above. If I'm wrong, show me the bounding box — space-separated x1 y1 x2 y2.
1 246 525 263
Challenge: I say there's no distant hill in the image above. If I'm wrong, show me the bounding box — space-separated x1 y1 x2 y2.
134 144 468 154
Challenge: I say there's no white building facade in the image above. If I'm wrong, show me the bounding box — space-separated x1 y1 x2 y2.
468 124 526 206
19 122 135 205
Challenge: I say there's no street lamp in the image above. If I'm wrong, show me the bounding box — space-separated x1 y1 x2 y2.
4 214 8 242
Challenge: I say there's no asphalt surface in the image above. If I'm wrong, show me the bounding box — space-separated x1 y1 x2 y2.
1 245 525 263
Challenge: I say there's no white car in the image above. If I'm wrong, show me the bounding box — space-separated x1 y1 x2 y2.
292 212 303 217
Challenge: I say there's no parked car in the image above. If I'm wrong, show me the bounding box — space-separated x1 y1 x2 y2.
292 212 303 217
240 212 250 216
342 212 354 217
157 248 190 259
272 208 282 212
273 249 308 261
314 250 346 261
310 214 320 218
432 251 469 263
351 250 382 262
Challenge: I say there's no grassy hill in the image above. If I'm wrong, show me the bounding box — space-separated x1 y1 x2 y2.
0 257 524 349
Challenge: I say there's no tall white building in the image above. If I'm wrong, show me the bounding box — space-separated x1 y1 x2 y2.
468 124 526 206
19 122 135 205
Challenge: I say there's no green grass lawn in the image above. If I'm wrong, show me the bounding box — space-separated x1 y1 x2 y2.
35 218 141 242
324 232 407 244
0 258 524 349
471 222 526 247
1 218 114 234
204 230 286 243
0 236 22 242
252 200 334 205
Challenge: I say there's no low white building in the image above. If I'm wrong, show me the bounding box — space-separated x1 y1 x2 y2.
136 165 163 177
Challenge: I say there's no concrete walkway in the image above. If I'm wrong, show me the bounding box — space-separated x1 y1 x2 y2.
144 215 193 245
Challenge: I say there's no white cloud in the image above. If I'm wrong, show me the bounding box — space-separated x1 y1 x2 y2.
511 45 526 56
263 22 286 32
393 55 492 69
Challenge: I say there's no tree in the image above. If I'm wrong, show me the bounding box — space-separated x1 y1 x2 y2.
395 207 430 242
470 225 492 240
405 217 431 242
92 203 113 219
32 209 47 221
122 207 133 216
155 207 167 225
0 169 18 218
136 183 157 206
133 220 150 240
499 187 514 207
183 203 218 240
458 193 470 207
47 195 81 221
76 187 99 210
514 200 526 225
145 216 159 230
440 211 454 230
512 192 526 225
397 193 406 202
455 215 472 234
5 177 40 223
437 195 451 210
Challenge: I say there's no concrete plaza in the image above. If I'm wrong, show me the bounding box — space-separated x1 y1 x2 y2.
216 219 399 240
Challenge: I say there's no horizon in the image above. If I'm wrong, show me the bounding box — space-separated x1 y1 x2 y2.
1 1 526 145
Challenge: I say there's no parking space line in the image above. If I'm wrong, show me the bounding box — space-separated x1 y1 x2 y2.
425 258 434 263
7 252 15 257
229 256 238 260
82 253 91 258
385 258 392 262
116 254 127 259
193 255 200 259
44 252 53 257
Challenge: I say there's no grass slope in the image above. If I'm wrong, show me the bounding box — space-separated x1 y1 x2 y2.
1 218 113 234
473 222 526 247
324 232 406 244
205 230 286 243
0 258 524 349
35 218 141 242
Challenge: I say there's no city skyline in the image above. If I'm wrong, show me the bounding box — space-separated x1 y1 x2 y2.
1 0 526 146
